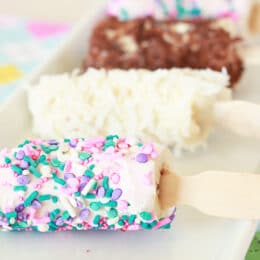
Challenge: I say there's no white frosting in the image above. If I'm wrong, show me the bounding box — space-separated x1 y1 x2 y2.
28 68 231 152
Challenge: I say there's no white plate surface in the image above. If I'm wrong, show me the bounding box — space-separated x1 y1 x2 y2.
0 11 259 260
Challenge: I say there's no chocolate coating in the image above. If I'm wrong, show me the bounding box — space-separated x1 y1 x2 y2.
83 16 244 87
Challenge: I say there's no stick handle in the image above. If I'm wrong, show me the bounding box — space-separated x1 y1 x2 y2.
177 171 260 219
214 101 260 139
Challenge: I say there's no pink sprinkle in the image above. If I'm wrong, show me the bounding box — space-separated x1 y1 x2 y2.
64 161 72 173
61 187 73 196
110 173 120 184
127 224 140 231
33 217 50 225
27 21 70 39
67 178 79 189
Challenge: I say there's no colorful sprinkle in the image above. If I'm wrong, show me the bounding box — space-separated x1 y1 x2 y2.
136 153 148 163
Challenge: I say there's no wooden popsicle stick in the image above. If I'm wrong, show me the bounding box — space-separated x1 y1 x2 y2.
213 101 260 139
159 169 260 219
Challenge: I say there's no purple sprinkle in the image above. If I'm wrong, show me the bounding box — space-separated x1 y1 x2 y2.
32 199 41 209
48 140 59 145
55 217 64 226
81 176 90 183
64 173 76 180
18 213 29 221
69 139 77 148
79 208 90 220
111 188 123 200
97 187 105 198
136 153 148 163
20 160 29 170
76 199 83 208
17 175 30 185
79 182 88 193
16 150 25 160
15 204 25 213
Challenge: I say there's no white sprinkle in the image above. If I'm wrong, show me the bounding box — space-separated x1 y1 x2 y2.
107 217 119 226
81 179 96 196
37 224 49 232
23 170 30 175
9 218 15 225
60 196 77 218
68 197 77 208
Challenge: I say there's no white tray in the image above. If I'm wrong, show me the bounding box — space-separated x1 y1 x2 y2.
0 11 259 260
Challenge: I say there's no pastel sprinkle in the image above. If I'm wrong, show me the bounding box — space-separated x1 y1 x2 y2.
24 191 39 207
136 153 148 163
61 210 70 220
79 152 91 161
79 208 90 220
111 188 122 200
13 185 27 192
140 211 152 221
52 174 66 186
11 165 23 175
97 186 106 198
15 150 25 160
20 160 29 170
52 196 58 203
17 175 30 185
38 194 51 201
90 202 101 211
29 166 42 178
107 208 118 219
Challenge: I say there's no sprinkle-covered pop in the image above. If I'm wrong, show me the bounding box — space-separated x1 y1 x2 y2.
0 135 175 232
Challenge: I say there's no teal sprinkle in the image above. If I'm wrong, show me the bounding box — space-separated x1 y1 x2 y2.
103 140 115 151
29 166 42 178
107 208 118 219
52 174 66 186
83 193 95 199
74 192 81 197
62 210 70 220
59 162 65 171
48 221 58 231
128 215 136 225
109 224 115 229
93 215 101 225
120 8 129 21
50 208 60 221
77 224 83 228
0 211 5 217
64 138 70 143
137 142 143 147
24 191 39 207
121 215 128 221
103 176 109 189
140 222 154 230
91 181 98 190
106 135 119 140
4 157 11 164
17 140 29 148
79 152 91 161
140 211 152 221
90 202 101 211
52 196 58 203
149 220 158 228
118 220 124 226
49 145 59 152
13 185 27 192
24 156 37 167
89 164 95 170
38 155 47 163
104 200 117 207
84 169 94 178
38 194 51 201
50 158 60 168
40 145 51 154
12 222 27 229
105 188 113 198
6 211 17 219
11 165 23 175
